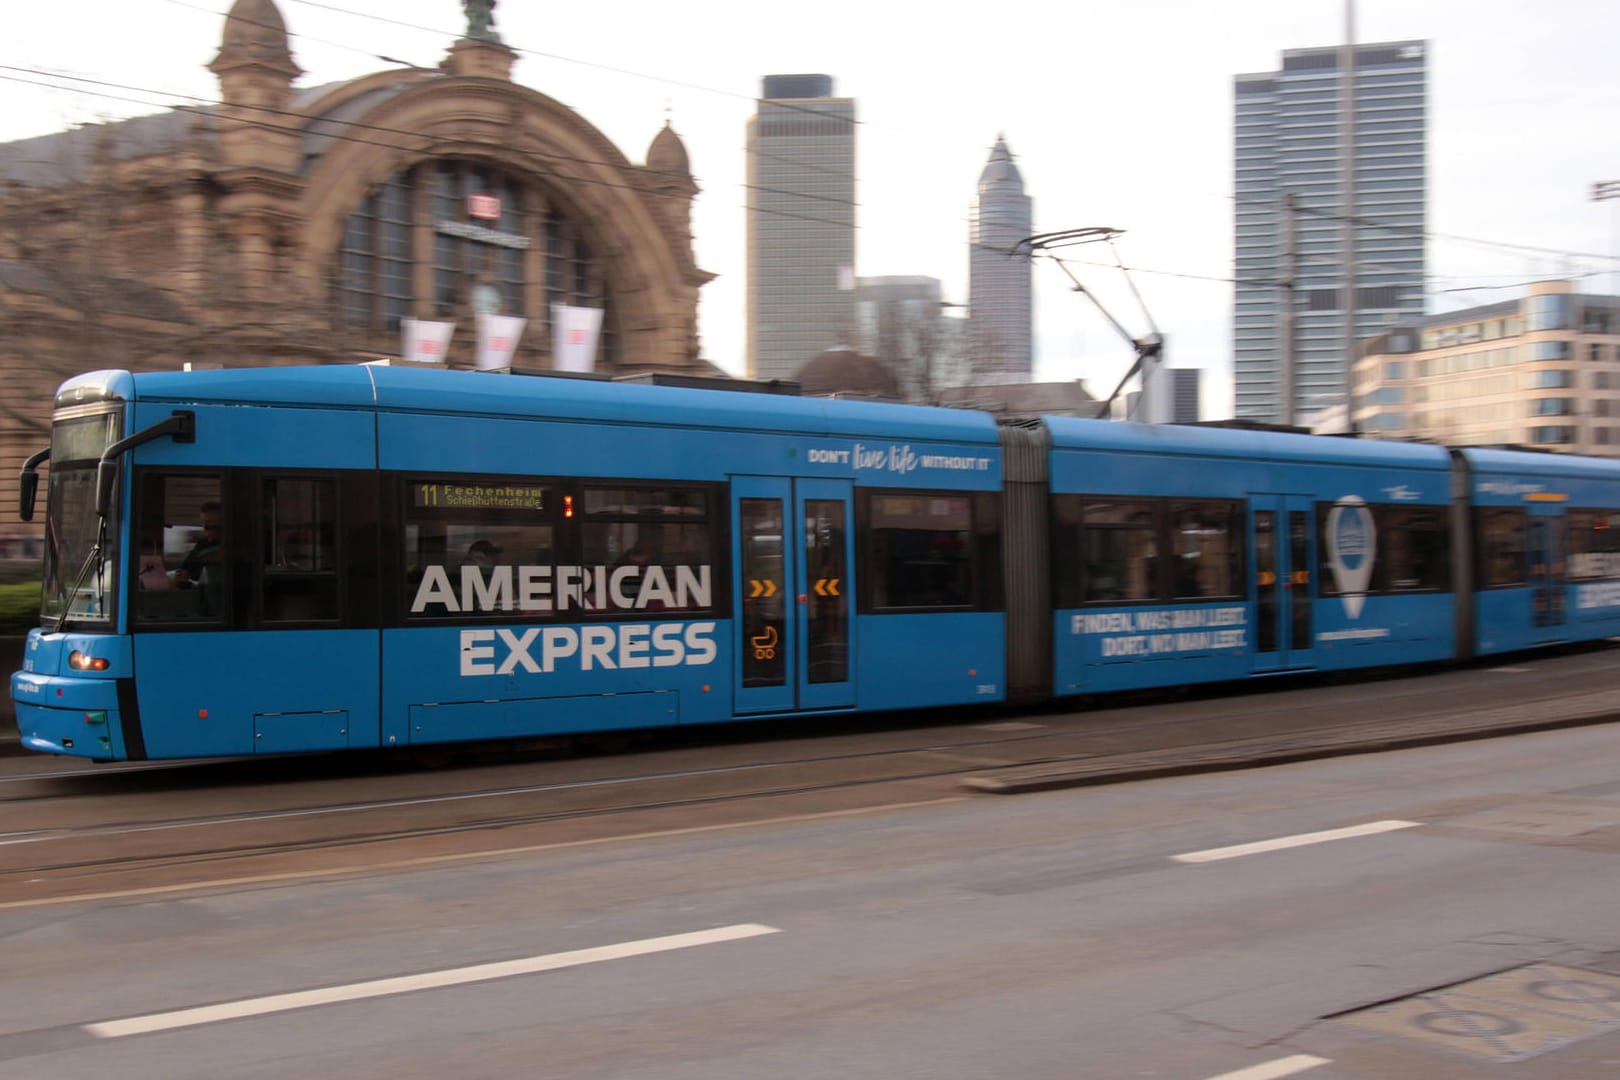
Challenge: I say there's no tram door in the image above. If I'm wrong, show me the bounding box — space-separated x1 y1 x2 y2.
1527 513 1568 639
731 477 855 714
1250 496 1316 673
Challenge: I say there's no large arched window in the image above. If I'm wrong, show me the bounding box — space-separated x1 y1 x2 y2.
338 159 616 365
430 161 527 319
340 173 411 330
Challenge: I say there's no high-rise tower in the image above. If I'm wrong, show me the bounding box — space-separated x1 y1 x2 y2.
1233 41 1427 423
745 74 857 382
968 135 1033 383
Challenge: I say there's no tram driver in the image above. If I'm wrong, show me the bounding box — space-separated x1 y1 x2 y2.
173 502 223 589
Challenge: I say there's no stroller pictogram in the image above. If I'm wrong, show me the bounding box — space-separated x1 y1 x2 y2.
751 624 779 661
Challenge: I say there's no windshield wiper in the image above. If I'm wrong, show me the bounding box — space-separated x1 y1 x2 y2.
54 516 108 634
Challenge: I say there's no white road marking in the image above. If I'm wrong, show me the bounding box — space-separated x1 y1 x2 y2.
85 923 780 1038
1172 820 1421 864
1202 1054 1332 1080
1487 666 1532 673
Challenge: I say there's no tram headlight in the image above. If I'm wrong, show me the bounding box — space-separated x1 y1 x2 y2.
68 650 110 672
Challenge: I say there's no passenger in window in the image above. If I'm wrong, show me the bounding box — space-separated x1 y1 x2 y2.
279 526 316 570
466 539 502 568
612 539 663 610
616 538 654 570
173 502 223 589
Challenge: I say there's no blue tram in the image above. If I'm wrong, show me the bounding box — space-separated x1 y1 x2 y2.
1458 447 1620 656
12 364 1620 761
1036 418 1457 697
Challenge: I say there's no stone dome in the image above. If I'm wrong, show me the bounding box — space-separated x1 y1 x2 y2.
647 122 691 177
794 348 902 399
214 0 298 75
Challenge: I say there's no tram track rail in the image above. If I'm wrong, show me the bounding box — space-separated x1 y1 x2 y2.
4 644 1618 904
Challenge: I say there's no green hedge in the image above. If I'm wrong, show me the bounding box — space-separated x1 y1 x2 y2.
0 582 41 636
0 560 41 586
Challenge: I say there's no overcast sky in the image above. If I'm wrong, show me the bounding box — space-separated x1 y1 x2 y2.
5 0 1619 416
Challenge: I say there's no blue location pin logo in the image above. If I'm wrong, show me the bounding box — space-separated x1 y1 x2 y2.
1327 496 1375 619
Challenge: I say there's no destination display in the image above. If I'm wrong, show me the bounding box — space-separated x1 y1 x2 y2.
412 482 546 510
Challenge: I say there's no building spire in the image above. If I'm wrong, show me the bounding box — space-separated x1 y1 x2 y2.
979 134 1025 192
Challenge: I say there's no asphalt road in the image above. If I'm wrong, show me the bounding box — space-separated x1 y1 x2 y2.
4 715 1620 1078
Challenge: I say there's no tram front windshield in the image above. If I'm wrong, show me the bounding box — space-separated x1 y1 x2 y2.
39 411 123 627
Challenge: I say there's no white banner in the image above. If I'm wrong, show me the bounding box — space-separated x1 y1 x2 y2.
476 313 527 371
401 319 454 364
552 304 604 373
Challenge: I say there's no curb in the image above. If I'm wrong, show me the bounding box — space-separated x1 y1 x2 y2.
961 708 1620 794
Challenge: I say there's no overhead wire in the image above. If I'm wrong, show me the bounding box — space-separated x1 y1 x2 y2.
8 3 1613 327
281 0 870 181
0 65 862 231
164 0 1620 293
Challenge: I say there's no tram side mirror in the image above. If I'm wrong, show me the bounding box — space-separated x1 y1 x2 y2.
95 460 119 520
18 469 37 522
18 446 49 523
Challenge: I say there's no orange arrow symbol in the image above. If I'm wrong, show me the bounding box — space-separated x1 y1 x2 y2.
813 578 841 597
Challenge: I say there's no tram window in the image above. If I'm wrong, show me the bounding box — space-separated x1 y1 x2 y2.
262 477 339 623
1080 500 1160 605
403 478 556 617
1474 508 1527 588
1169 500 1242 599
865 492 975 609
133 472 227 623
578 485 715 613
1317 502 1451 596
582 487 707 517
579 522 714 612
1051 497 1083 607
1374 506 1449 592
1567 510 1620 580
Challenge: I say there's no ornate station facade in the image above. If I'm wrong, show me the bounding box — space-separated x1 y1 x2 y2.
0 0 713 553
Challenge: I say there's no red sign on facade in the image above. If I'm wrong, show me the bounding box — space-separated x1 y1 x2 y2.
467 194 501 221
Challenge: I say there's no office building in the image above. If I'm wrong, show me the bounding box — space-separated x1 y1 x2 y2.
1145 366 1202 424
1353 281 1620 454
968 135 1033 383
1233 41 1427 423
746 74 857 381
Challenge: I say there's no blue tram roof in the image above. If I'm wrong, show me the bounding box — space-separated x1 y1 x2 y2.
1457 446 1620 482
1044 416 1453 470
117 365 1000 446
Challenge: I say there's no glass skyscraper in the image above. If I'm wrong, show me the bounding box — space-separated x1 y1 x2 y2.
969 135 1033 383
1233 41 1427 423
746 74 857 382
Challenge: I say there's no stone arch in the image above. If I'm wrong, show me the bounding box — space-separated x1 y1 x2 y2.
297 75 704 370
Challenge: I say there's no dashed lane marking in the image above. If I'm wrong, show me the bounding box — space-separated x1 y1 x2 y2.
1201 1054 1331 1080
84 923 781 1038
1171 820 1422 864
